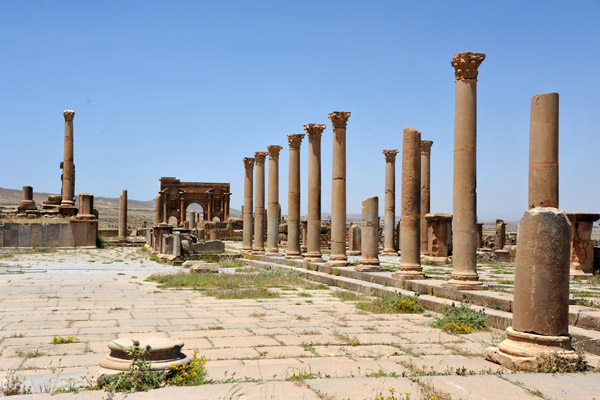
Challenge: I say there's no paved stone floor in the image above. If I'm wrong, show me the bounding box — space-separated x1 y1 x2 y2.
1 246 600 399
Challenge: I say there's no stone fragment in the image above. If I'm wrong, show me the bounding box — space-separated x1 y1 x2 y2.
567 212 600 279
356 197 381 272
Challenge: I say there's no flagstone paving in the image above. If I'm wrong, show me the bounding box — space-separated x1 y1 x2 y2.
1 246 600 399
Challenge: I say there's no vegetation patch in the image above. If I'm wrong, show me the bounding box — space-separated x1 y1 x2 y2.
356 293 424 314
333 289 368 302
52 336 79 344
433 303 487 333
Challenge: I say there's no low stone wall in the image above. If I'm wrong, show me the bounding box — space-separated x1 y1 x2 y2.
0 221 97 248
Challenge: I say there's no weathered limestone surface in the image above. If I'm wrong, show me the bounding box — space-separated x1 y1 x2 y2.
17 186 37 214
476 223 483 249
495 219 505 250
119 189 128 239
529 93 559 209
348 224 361 256
76 193 95 220
567 212 600 279
357 197 381 272
420 140 433 254
253 152 268 254
425 213 452 257
445 52 486 290
393 127 423 280
242 157 255 254
382 150 399 256
286 134 305 259
328 112 351 266
60 110 77 215
266 145 282 256
304 123 326 262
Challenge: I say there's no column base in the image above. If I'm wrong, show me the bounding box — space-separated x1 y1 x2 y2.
570 268 594 281
241 248 254 255
265 249 281 257
285 252 303 260
304 252 323 263
59 205 78 216
392 271 425 280
381 249 399 256
443 273 487 290
356 263 382 272
252 248 265 255
347 250 361 256
485 327 580 372
327 259 349 267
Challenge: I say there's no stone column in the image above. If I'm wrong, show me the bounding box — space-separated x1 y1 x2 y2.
155 195 161 224
286 133 305 259
119 190 128 240
301 220 308 253
242 157 255 254
395 221 401 252
266 145 282 256
17 186 36 214
304 123 326 262
357 196 381 272
476 223 483 249
60 110 77 214
425 213 453 257
348 224 361 255
76 193 95 220
328 111 351 266
529 93 559 209
486 208 578 370
445 52 487 290
161 190 168 225
393 127 424 280
495 219 506 250
179 192 185 226
420 140 433 254
253 152 268 254
187 211 197 229
382 150 399 256
567 212 600 279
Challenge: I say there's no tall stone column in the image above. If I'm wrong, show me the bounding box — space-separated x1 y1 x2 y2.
381 150 399 256
253 152 268 254
266 145 282 256
420 140 433 254
495 219 506 250
304 123 326 262
155 195 161 224
393 127 424 280
529 93 559 209
286 134 305 259
60 110 77 214
242 157 255 254
357 196 381 272
328 111 351 266
445 52 487 290
119 189 128 240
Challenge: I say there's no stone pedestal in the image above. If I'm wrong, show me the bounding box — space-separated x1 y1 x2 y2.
242 157 255 254
476 223 483 249
304 124 326 262
495 219 505 250
348 224 361 256
529 93 559 209
17 186 37 214
328 111 351 266
266 145 282 256
357 197 381 272
486 208 578 371
76 193 95 220
382 150 399 256
567 212 600 279
210 228 219 241
425 213 452 257
420 140 433 254
253 152 268 254
119 189 128 240
59 110 77 216
286 134 305 259
153 224 173 255
393 127 424 280
445 52 487 290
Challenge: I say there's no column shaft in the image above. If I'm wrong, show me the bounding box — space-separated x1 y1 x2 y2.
357 196 381 271
266 145 282 255
286 134 304 259
420 141 433 253
61 110 76 208
253 153 267 253
305 124 325 262
242 158 255 253
119 189 128 239
382 150 399 256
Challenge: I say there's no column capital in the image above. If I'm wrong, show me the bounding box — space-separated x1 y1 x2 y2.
451 52 485 80
63 110 75 121
420 140 434 154
267 145 283 160
287 133 305 149
254 151 268 165
243 157 255 169
304 123 326 141
382 149 399 163
328 111 351 129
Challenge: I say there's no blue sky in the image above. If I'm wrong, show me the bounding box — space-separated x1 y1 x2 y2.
1 0 599 220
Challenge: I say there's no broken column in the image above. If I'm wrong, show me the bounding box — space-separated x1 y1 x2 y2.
253 152 268 254
60 110 77 215
476 223 483 249
348 224 361 256
304 123 326 262
119 190 128 240
420 140 433 254
529 93 559 209
242 157 255 254
76 193 95 220
301 220 308 254
567 212 600 279
328 111 351 266
495 219 506 250
357 197 381 272
445 52 487 290
382 150 399 256
266 145 282 256
425 213 452 257
393 127 424 280
17 186 37 215
286 133 305 259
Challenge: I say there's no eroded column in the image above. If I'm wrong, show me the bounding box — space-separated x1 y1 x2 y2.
393 127 424 280
17 186 36 214
495 219 506 250
357 196 381 272
420 140 433 254
304 124 326 262
328 111 351 266
60 110 77 214
286 134 305 259
567 212 600 279
119 190 128 240
445 52 487 290
242 157 255 254
266 145 282 256
382 150 399 256
253 152 268 254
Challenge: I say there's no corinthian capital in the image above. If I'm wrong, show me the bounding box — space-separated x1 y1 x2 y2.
63 110 75 121
243 157 255 169
304 123 326 142
382 149 399 163
421 140 434 154
254 151 268 165
328 111 351 129
267 145 283 160
287 134 305 150
451 52 485 80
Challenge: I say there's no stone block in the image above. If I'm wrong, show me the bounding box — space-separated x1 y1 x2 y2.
30 223 43 247
190 240 225 254
495 249 510 263
184 262 219 273
18 224 31 247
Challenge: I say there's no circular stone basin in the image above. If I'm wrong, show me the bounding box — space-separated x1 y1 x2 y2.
98 337 191 380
